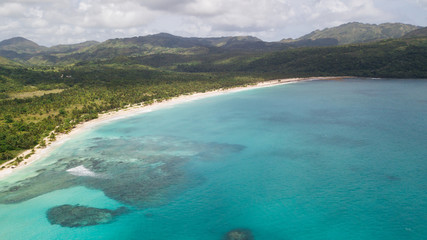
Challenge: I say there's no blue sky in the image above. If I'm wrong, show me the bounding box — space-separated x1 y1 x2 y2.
0 0 426 46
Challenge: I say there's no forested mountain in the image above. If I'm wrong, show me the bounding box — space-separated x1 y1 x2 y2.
0 34 287 65
4 21 418 65
404 27 427 38
0 37 47 63
56 34 288 63
47 41 99 53
0 22 420 66
0 37 46 54
167 38 427 78
242 38 427 78
285 22 420 45
0 56 19 66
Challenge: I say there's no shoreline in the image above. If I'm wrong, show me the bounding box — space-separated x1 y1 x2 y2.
0 76 350 179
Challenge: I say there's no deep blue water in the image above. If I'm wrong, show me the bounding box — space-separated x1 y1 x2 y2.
0 78 426 239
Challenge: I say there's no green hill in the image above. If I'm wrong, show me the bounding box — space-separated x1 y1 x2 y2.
0 33 335 65
176 37 427 78
0 37 47 63
47 41 100 53
404 27 427 38
0 37 46 54
291 22 420 45
58 33 286 63
0 56 19 66
0 22 423 66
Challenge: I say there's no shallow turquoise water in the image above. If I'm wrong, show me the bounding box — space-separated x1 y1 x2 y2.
1 79 426 239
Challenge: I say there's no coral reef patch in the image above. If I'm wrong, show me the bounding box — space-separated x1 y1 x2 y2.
224 229 254 240
46 204 128 227
0 136 244 208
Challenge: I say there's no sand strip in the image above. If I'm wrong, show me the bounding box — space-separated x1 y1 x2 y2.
0 76 350 179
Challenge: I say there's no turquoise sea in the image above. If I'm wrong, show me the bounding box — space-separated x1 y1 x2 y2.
0 78 426 240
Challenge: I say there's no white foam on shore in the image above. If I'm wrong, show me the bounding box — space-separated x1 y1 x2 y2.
66 165 98 177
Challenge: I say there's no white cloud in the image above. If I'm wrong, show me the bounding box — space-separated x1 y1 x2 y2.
75 2 154 28
78 2 92 12
0 3 26 17
0 0 425 45
137 0 194 11
184 0 223 16
316 0 349 13
0 21 20 32
8 0 64 2
414 0 427 8
27 6 43 18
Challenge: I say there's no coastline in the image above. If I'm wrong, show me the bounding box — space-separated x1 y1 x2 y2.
0 76 349 179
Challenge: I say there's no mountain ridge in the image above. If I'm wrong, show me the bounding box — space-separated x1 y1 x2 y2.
0 22 424 65
404 27 427 38
0 37 47 54
283 22 420 45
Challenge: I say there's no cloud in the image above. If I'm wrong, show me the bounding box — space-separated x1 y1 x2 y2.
138 0 194 11
414 0 427 8
0 3 27 17
315 0 386 23
0 0 424 46
74 1 155 28
162 0 388 39
156 0 297 37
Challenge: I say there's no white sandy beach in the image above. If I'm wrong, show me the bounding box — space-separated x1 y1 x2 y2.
0 76 348 179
